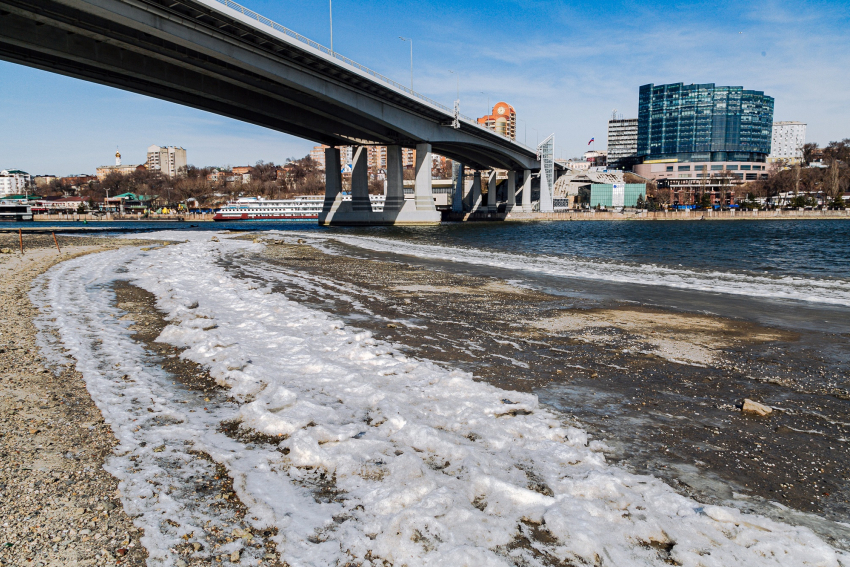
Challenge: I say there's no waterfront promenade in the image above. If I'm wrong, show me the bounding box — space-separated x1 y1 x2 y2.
507 208 850 221
21 208 850 225
31 212 216 222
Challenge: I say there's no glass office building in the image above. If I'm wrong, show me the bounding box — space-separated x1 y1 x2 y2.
637 83 774 163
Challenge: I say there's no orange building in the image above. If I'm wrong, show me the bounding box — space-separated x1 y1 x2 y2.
477 102 517 140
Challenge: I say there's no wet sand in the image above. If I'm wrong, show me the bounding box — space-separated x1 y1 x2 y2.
226 235 850 549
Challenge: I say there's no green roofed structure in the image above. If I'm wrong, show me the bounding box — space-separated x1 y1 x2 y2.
590 183 646 209
2 194 41 202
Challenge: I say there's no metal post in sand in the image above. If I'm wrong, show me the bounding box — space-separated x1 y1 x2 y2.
52 232 61 253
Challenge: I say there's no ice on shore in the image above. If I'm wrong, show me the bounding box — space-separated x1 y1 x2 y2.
294 232 850 307
30 231 849 566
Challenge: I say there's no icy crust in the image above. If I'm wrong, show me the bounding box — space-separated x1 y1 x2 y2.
31 232 849 567
29 252 303 566
286 232 850 307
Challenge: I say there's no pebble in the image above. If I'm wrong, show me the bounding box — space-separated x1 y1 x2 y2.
0 237 152 566
742 398 773 417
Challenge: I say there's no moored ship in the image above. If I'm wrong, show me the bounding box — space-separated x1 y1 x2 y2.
213 195 385 221
0 201 33 221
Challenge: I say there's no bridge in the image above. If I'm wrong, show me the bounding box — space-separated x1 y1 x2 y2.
0 0 554 224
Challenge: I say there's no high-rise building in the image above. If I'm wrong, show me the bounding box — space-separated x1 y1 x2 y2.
310 146 326 169
310 144 425 174
606 118 638 170
146 145 187 177
401 147 415 168
368 146 387 171
477 102 517 140
637 83 774 164
0 169 31 197
768 121 806 164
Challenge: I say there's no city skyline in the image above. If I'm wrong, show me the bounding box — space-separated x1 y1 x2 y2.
1 0 848 176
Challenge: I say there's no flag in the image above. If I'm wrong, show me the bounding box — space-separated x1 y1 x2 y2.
588 138 595 145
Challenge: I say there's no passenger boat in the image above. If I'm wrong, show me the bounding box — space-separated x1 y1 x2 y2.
0 201 33 221
213 195 385 221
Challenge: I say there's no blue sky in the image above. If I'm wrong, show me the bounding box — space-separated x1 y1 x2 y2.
1 0 848 176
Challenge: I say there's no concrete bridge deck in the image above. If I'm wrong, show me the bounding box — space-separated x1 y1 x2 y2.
0 0 548 224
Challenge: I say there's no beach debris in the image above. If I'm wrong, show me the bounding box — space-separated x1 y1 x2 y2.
742 399 772 416
0 247 12 254
210 236 219 242
297 238 306 244
230 550 240 562
386 323 398 328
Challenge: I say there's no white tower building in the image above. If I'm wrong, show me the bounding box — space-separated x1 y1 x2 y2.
769 122 806 164
146 145 188 177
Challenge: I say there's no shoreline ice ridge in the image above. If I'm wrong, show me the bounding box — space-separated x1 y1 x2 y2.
30 231 849 566
281 231 850 307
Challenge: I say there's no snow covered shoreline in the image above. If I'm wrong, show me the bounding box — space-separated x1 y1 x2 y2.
30 231 849 566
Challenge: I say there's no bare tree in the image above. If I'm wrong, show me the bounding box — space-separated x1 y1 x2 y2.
802 143 820 166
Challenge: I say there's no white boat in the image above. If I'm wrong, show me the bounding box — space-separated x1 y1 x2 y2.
213 195 385 221
0 200 33 221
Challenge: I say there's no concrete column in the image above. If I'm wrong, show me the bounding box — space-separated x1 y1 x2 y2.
471 171 482 212
414 143 435 211
521 169 532 212
384 145 405 212
506 170 516 212
350 146 372 212
322 146 343 213
486 170 497 212
451 161 464 213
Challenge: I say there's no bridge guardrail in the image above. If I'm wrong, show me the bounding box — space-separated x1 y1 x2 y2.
209 0 536 153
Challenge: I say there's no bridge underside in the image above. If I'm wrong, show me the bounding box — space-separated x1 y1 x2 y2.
0 0 539 171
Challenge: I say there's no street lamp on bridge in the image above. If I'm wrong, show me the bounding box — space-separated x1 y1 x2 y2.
399 37 413 90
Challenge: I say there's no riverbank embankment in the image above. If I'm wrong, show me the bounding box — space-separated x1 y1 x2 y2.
31 213 215 222
504 208 850 221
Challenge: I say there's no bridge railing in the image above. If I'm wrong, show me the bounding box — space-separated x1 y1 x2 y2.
209 0 536 153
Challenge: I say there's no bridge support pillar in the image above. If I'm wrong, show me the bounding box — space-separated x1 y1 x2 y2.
471 171 482 212
384 145 405 212
320 144 439 225
451 161 464 213
486 170 497 212
414 143 436 211
506 170 516 212
351 146 372 212
320 147 344 219
521 169 532 212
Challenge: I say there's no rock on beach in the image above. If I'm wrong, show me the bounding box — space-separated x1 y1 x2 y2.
742 398 773 416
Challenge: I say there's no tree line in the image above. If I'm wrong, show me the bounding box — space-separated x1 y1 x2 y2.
748 138 849 207
36 156 329 207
